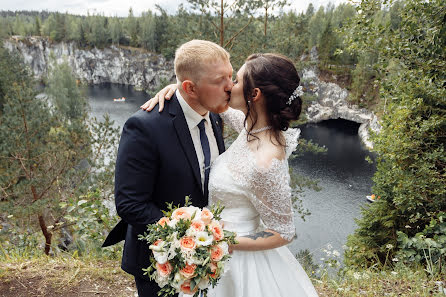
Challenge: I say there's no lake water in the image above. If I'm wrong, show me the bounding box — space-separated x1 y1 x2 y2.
88 83 376 264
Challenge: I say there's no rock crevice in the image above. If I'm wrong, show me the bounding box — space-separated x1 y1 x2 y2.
300 48 381 149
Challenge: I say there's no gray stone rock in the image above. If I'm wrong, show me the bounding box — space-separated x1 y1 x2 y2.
4 37 175 91
302 48 381 149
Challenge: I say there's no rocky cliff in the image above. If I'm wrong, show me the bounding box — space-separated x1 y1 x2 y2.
3 37 175 91
300 48 381 149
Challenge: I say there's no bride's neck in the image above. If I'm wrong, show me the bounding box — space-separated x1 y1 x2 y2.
246 111 270 131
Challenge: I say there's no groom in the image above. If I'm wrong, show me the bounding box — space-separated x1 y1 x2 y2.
102 40 233 297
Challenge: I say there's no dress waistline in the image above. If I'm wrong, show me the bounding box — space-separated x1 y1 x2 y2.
221 216 260 235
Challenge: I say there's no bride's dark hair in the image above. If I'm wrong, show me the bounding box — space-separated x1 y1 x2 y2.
242 53 302 146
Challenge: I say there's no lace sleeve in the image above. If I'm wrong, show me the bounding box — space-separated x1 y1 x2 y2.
248 160 296 241
220 107 245 133
284 128 301 158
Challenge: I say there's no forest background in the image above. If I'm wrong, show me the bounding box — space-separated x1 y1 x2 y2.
0 0 445 296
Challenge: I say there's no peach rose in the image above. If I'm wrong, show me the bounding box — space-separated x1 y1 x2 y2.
157 217 170 227
200 208 213 225
153 239 162 246
156 261 173 277
209 221 224 241
180 236 196 251
190 220 205 232
180 263 197 279
151 239 165 251
180 280 198 295
210 245 224 262
172 207 192 221
209 262 218 279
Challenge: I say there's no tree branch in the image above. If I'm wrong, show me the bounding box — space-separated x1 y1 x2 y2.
224 17 253 48
36 157 70 201
223 0 239 14
209 19 220 31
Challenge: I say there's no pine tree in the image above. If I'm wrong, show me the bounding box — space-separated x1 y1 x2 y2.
343 0 446 269
0 50 89 255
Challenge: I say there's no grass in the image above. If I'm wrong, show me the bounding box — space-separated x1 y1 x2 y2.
0 252 135 297
315 266 445 296
0 251 444 296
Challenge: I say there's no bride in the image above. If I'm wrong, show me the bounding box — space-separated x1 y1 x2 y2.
142 53 319 297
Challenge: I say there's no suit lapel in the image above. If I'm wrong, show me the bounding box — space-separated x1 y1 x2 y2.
169 95 203 193
210 113 225 154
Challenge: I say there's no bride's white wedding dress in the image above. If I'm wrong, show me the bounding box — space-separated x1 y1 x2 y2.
199 108 318 297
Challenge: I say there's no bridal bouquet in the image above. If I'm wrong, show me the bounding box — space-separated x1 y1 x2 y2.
139 197 237 297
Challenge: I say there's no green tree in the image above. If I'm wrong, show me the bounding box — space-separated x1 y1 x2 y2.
0 52 89 255
46 58 87 121
140 11 156 51
125 8 139 47
0 45 32 113
257 0 289 47
89 15 109 47
0 48 119 255
308 6 326 49
306 3 314 17
268 11 305 59
187 0 257 48
13 15 26 36
110 17 124 45
318 18 337 66
343 0 446 269
33 16 41 36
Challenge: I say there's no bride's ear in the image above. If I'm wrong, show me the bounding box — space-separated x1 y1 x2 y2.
251 88 262 102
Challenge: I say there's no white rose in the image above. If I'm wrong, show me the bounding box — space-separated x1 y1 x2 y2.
153 250 168 264
218 241 229 255
155 273 169 288
187 256 204 265
171 272 185 290
186 227 199 237
168 218 178 228
188 206 202 220
197 277 210 290
195 231 213 247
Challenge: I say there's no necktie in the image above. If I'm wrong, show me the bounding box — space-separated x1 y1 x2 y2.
197 119 211 199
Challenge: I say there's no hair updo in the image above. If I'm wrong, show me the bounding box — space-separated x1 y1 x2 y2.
242 53 302 146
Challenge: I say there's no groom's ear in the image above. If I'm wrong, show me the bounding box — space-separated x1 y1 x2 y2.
182 80 198 98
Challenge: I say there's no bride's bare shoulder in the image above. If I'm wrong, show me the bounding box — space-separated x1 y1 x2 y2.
254 141 286 169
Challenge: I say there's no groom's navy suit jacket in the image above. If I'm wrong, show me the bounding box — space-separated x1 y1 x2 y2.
103 94 225 280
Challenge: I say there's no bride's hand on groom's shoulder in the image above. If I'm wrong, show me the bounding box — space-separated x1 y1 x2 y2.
140 83 177 112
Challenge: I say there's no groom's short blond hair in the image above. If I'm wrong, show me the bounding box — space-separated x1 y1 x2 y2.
174 40 230 83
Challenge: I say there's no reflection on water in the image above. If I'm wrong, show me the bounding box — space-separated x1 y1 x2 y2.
88 84 376 263
289 120 376 263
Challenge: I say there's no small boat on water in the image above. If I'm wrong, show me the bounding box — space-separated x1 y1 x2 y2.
113 97 126 102
366 194 380 203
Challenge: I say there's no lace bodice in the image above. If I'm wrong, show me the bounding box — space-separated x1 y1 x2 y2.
208 108 300 241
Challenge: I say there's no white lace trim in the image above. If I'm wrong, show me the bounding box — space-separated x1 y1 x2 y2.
211 110 301 241
284 128 301 158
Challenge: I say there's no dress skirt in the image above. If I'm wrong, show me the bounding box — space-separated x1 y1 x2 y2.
206 245 319 297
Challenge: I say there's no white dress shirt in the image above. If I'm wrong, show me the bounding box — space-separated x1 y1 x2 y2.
176 90 219 191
